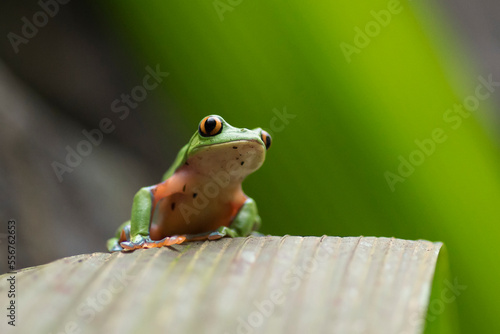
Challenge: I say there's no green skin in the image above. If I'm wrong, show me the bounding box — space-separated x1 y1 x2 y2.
107 115 270 252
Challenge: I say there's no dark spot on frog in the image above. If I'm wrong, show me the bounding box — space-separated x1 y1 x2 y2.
183 184 186 192
185 162 189 166
233 146 238 149
241 161 245 166
78 259 83 263
171 202 176 210
193 193 198 198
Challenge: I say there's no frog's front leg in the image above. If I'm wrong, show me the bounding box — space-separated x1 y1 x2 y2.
120 182 186 251
230 197 261 236
184 198 261 242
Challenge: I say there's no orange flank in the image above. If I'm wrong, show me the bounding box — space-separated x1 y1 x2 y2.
147 168 248 239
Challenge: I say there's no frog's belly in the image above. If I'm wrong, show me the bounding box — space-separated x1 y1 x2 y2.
150 191 246 239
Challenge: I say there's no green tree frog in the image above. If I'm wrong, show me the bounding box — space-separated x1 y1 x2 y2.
107 115 271 252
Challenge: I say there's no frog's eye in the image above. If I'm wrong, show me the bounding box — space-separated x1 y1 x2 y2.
199 116 223 137
261 130 272 150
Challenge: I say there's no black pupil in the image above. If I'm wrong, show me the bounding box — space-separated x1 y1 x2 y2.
264 134 271 149
205 117 217 133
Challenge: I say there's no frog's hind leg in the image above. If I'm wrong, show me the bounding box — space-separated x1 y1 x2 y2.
107 237 123 252
120 235 187 251
150 235 187 247
107 220 131 252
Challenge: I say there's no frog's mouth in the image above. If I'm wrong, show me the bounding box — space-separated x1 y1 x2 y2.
191 139 266 153
195 138 264 149
187 139 266 177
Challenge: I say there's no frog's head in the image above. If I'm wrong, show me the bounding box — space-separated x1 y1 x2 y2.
185 115 271 178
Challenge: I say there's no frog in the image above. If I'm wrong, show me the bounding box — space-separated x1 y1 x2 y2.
107 115 271 252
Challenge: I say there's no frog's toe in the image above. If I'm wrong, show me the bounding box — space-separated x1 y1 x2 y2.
143 240 161 248
120 235 155 251
110 244 124 252
120 235 187 251
120 241 140 251
132 235 187 249
208 231 224 240
208 226 239 240
107 237 124 252
143 238 176 248
153 235 187 247
164 235 187 246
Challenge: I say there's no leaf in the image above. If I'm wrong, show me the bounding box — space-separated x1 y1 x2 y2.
0 236 451 333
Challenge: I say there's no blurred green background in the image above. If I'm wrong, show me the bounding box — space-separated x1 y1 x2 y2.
1 0 500 332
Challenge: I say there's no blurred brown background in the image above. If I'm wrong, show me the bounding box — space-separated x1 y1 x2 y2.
0 0 498 272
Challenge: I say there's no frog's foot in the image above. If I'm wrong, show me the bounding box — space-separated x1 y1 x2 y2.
208 226 239 240
107 237 124 252
146 235 187 248
120 235 187 251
